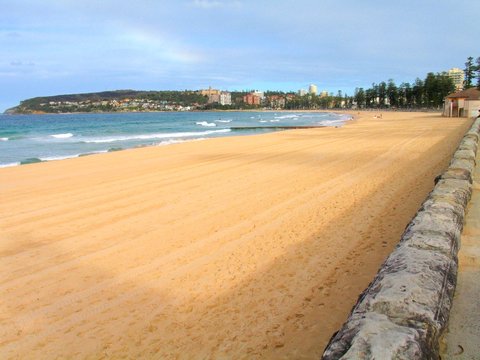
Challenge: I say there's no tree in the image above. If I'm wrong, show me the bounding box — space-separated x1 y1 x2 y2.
398 82 413 108
370 83 379 107
378 81 387 107
476 56 480 89
354 88 365 108
403 82 414 108
424 72 437 107
386 79 398 108
365 88 376 107
464 56 475 89
412 78 424 107
437 72 455 106
334 90 343 108
422 72 454 108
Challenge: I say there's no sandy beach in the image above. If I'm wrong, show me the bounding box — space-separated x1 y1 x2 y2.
0 111 472 359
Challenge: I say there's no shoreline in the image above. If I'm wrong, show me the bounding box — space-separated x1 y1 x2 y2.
0 111 471 358
0 110 354 169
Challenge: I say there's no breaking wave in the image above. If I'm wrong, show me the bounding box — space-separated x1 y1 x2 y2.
50 133 74 139
83 129 231 143
196 121 217 127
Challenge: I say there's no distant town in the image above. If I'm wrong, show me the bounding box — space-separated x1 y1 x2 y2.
5 64 478 115
7 86 348 114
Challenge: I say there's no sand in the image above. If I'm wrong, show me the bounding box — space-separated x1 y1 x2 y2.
0 111 472 359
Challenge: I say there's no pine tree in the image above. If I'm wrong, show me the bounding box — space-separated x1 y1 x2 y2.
464 56 475 89
476 56 480 89
386 79 398 107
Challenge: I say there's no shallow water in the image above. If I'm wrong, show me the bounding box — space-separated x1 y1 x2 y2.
0 111 350 167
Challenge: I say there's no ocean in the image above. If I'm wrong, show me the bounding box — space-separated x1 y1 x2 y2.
0 111 350 167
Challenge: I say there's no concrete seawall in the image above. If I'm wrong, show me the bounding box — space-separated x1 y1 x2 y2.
322 118 480 359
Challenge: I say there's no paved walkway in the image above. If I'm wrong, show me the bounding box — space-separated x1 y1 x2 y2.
441 151 480 359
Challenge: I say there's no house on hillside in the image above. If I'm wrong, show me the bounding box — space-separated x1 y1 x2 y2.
443 88 480 118
243 93 262 106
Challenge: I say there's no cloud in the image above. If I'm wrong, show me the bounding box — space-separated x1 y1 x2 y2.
114 27 204 64
191 0 242 9
10 60 35 67
5 32 22 38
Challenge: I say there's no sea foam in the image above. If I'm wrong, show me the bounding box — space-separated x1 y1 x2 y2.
157 138 207 147
50 133 74 139
39 154 82 161
274 114 300 119
196 121 217 127
0 137 8 141
0 162 20 168
83 129 231 143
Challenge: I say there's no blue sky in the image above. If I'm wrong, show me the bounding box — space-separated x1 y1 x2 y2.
1 0 479 111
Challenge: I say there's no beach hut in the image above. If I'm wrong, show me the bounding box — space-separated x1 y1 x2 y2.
443 88 480 118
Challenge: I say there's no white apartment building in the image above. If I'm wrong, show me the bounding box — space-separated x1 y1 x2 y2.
447 68 465 91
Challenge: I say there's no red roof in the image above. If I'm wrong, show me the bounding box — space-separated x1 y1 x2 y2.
446 88 480 100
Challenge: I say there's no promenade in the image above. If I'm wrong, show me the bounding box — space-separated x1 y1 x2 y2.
441 147 480 359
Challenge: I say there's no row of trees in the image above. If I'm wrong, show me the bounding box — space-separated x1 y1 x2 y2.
353 72 455 109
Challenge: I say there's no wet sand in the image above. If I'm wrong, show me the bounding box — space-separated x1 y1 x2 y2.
0 111 472 359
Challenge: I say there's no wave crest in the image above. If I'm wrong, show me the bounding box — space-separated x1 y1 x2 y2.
50 133 73 139
196 121 217 127
83 129 231 143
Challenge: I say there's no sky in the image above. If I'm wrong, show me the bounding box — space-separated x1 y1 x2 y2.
1 0 479 112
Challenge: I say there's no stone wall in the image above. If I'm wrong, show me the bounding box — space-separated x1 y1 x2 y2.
322 118 480 359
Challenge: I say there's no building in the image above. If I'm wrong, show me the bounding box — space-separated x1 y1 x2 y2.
219 91 232 105
309 84 318 95
298 89 307 96
252 91 264 100
207 94 221 103
200 87 221 97
202 88 231 105
266 95 286 109
447 68 465 91
443 88 480 118
320 90 329 98
243 93 262 105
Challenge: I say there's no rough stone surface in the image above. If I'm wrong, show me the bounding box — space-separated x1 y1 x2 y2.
464 131 479 142
452 149 476 162
400 231 457 257
458 137 478 153
322 118 480 360
429 179 472 210
448 158 475 174
436 168 472 184
323 313 426 360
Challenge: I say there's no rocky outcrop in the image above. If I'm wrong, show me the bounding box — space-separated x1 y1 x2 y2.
322 118 480 359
